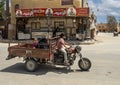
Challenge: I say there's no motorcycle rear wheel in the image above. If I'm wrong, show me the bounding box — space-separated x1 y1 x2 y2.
25 59 38 72
78 58 91 71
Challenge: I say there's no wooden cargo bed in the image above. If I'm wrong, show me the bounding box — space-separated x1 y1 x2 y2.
8 43 50 59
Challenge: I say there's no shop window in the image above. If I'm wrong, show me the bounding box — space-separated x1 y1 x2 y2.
54 21 64 32
48 0 55 1
61 0 73 5
31 22 41 30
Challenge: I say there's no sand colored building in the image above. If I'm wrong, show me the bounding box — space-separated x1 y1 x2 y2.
10 0 90 40
97 23 110 32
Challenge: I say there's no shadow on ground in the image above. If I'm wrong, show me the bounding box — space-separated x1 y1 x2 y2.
0 63 89 75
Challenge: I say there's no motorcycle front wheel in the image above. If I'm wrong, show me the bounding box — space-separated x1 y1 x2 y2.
78 58 91 71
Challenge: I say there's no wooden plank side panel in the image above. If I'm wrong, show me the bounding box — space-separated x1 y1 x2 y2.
30 49 50 58
9 45 50 59
9 47 27 57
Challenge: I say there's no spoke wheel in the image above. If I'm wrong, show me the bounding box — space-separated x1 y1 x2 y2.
78 58 91 71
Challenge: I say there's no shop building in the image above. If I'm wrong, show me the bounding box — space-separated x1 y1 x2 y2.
97 23 110 32
10 0 90 40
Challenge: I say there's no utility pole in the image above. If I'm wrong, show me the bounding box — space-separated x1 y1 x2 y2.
118 17 120 32
6 0 10 20
81 0 84 41
5 0 10 39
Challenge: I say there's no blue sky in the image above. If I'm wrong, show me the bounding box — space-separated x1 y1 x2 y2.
87 0 120 23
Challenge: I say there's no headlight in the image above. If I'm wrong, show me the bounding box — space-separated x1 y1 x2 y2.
75 46 82 53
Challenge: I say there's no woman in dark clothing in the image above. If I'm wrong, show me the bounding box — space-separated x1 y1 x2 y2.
53 27 58 37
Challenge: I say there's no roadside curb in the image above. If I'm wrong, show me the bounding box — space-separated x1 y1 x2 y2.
0 39 97 45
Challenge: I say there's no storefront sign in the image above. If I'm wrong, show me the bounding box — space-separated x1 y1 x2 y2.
53 8 66 16
76 8 89 16
67 7 76 16
16 10 22 16
46 8 53 16
16 8 89 17
33 8 46 16
16 9 33 17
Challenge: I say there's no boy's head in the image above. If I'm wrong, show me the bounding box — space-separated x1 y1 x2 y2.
59 33 65 38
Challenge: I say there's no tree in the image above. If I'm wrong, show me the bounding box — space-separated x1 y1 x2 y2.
107 15 117 32
0 0 4 19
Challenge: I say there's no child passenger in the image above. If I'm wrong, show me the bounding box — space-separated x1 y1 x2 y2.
33 38 38 48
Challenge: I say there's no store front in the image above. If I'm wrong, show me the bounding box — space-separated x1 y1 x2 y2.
15 7 89 40
0 21 7 39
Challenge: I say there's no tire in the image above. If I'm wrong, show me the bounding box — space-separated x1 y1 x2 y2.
25 59 38 72
78 58 91 71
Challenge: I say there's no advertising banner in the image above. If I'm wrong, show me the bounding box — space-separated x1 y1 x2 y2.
16 8 89 17
16 9 33 17
76 8 89 17
67 7 76 16
33 8 46 16
53 8 66 16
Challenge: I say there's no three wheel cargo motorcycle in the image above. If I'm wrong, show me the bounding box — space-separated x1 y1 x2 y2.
6 39 91 72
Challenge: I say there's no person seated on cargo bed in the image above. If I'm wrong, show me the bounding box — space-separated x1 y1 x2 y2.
38 38 49 49
33 38 39 49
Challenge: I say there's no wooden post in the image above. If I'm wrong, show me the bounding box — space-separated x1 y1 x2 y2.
8 40 10 47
